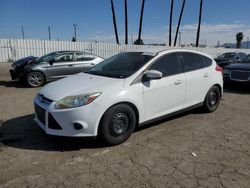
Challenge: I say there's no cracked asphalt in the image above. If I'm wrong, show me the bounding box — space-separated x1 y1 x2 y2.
0 63 250 188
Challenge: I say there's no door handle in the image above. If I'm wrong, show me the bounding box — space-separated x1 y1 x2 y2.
91 63 96 65
174 80 183 85
203 73 209 77
68 64 74 67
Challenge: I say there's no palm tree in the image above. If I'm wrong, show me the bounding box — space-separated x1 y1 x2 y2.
196 0 203 47
169 0 174 46
110 0 119 44
174 0 185 46
236 32 244 48
124 0 128 44
134 0 145 45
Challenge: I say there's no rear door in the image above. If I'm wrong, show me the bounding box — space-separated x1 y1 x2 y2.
180 52 213 108
143 53 186 121
72 52 100 74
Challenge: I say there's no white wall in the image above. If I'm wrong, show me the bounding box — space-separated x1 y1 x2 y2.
1 39 250 62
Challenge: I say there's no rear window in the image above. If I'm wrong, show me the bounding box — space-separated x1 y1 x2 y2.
224 53 236 58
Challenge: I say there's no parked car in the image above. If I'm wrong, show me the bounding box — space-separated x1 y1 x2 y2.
214 52 246 67
223 54 250 85
34 49 223 146
9 51 104 87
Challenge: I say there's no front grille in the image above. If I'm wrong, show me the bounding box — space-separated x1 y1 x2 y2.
230 71 250 81
34 104 46 125
48 113 62 130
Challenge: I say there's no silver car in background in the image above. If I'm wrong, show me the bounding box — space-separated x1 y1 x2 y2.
9 51 104 87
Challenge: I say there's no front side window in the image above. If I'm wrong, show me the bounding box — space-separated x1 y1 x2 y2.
241 54 250 63
181 52 212 72
52 53 74 63
86 52 155 78
149 53 181 77
36 52 59 63
75 53 95 61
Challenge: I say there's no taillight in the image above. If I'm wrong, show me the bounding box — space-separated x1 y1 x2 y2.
215 64 223 73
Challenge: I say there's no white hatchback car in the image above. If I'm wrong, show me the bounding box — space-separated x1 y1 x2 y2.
34 49 223 145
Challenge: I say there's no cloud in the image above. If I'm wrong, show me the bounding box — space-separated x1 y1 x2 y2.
83 23 250 46
179 23 250 45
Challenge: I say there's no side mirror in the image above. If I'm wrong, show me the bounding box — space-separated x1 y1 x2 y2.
145 70 163 80
48 60 54 65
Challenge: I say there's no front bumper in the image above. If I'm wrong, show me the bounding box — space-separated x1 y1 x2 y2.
9 68 26 80
34 95 103 137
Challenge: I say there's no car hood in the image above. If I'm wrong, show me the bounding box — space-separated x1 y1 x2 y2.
12 56 37 68
39 73 125 101
224 63 250 71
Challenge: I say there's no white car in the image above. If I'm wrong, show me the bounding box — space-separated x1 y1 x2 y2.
34 49 223 145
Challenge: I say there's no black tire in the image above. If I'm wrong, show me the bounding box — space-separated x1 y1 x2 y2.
26 71 45 88
99 104 136 146
203 86 221 113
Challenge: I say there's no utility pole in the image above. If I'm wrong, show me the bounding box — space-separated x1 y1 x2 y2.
124 0 128 44
196 0 203 47
21 25 25 39
73 24 78 42
247 37 249 49
179 32 182 46
174 0 185 46
48 26 51 41
110 0 119 44
135 0 145 45
169 0 174 46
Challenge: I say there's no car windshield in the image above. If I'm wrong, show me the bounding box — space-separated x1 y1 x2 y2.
36 52 59 63
85 52 155 78
240 54 250 63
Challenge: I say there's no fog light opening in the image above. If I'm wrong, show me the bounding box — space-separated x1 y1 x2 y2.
74 123 83 130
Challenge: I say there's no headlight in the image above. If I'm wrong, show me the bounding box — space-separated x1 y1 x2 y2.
55 92 101 109
223 69 230 74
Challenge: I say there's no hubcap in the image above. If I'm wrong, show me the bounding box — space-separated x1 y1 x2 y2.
209 90 218 106
28 73 42 86
109 112 129 137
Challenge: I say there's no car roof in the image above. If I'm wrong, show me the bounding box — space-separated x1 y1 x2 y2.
130 48 213 59
55 50 85 53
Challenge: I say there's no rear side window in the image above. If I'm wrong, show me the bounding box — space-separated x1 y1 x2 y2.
149 53 182 77
181 52 212 72
75 53 96 61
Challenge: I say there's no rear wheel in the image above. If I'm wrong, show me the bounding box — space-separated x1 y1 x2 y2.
26 71 45 88
203 86 221 112
99 104 136 146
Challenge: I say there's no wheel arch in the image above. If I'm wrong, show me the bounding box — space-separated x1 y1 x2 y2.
97 101 140 136
213 83 222 97
26 70 46 82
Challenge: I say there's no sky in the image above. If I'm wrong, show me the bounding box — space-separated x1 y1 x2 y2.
0 0 250 46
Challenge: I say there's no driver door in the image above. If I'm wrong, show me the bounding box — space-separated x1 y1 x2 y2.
48 53 74 79
143 53 186 121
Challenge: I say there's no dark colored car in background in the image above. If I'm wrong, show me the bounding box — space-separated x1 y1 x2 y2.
214 52 246 67
9 51 104 87
223 54 250 85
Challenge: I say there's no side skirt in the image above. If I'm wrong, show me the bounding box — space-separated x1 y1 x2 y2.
138 102 204 127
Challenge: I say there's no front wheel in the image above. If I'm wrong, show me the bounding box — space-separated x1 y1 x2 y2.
26 71 45 88
203 86 221 112
99 104 136 146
